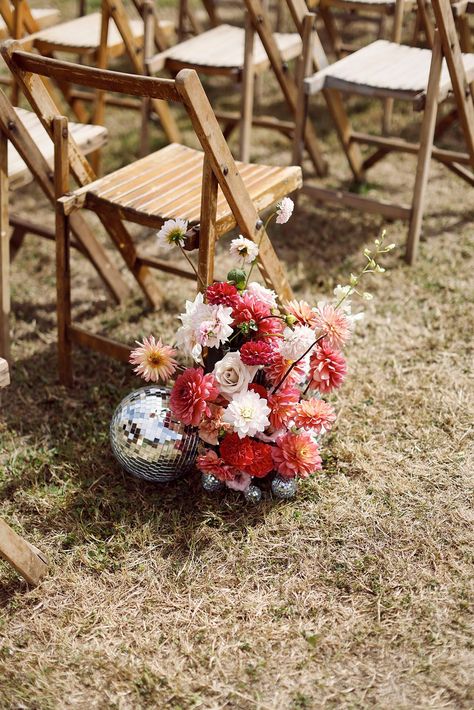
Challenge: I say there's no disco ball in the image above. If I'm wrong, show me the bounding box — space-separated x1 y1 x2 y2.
110 386 199 483
271 475 297 499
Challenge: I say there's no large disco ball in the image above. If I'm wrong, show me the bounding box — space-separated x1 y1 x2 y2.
110 386 199 483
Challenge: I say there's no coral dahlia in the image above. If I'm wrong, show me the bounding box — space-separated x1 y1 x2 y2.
240 340 274 366
272 431 322 479
169 368 218 426
309 342 347 393
294 398 336 435
285 299 318 328
197 450 236 482
267 386 300 429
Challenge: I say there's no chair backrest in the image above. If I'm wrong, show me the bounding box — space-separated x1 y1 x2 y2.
0 41 286 275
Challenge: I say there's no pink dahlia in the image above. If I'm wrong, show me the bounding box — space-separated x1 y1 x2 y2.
197 449 235 482
294 398 336 435
309 342 347 393
170 367 219 426
206 282 242 308
313 302 352 349
129 336 177 383
266 351 307 388
285 299 318 328
272 431 322 479
267 386 300 429
240 340 275 366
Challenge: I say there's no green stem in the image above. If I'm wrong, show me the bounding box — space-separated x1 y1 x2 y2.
244 212 276 288
178 243 206 290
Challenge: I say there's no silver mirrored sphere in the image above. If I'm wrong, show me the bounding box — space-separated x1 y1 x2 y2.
110 386 199 483
201 473 225 493
244 484 262 504
271 475 297 499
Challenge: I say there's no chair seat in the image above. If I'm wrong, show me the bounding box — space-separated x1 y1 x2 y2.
9 108 107 191
161 23 302 75
0 7 60 40
32 12 173 57
67 143 302 235
305 39 474 102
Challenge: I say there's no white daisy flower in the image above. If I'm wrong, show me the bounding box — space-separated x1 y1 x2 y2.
222 389 271 439
157 218 188 248
176 292 233 363
229 235 259 264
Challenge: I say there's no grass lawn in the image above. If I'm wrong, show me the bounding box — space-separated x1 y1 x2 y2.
1 3 473 708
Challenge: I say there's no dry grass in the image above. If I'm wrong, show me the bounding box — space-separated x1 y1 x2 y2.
1 5 474 708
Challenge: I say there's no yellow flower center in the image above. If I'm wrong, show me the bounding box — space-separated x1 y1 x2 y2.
148 353 163 367
240 406 253 419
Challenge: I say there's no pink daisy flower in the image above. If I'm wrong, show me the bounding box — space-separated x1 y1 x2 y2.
272 431 322 479
294 398 336 435
313 302 353 349
129 336 178 383
169 368 219 426
309 343 347 393
267 386 300 429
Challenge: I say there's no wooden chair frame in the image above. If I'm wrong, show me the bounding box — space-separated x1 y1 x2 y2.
0 358 48 586
0 89 129 360
291 0 474 264
1 42 300 384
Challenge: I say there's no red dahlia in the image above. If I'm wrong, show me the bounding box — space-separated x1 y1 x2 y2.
246 440 273 477
220 432 254 469
206 282 241 308
240 340 274 366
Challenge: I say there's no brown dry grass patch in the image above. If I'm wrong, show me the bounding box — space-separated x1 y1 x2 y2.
1 5 474 708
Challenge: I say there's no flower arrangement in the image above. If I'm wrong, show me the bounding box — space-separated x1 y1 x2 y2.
129 200 394 501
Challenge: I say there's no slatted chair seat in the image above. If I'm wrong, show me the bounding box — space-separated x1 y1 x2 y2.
0 7 59 40
64 142 301 236
305 39 474 101
8 107 107 191
157 23 302 74
30 12 173 58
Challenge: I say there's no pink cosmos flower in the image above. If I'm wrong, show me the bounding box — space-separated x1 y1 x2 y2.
267 386 300 429
294 398 336 435
198 404 230 445
196 449 235 481
169 368 218 426
129 336 178 382
285 300 318 328
272 431 322 479
309 343 347 393
313 302 352 349
240 340 274 366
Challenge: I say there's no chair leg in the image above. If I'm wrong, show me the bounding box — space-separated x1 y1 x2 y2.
198 156 218 290
406 33 442 265
0 132 10 362
240 12 256 162
0 518 48 587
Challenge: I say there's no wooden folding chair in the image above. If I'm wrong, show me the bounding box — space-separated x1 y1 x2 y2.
0 0 59 40
292 0 474 264
0 90 129 361
144 1 326 172
0 358 48 586
0 43 302 384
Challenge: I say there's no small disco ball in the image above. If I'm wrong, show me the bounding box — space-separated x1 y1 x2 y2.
244 484 262 504
201 473 224 493
271 475 297 500
110 386 199 483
